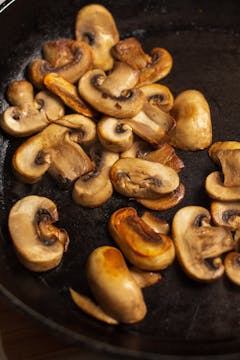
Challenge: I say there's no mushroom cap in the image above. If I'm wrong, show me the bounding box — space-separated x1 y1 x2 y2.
224 252 240 286
139 83 174 112
75 4 119 71
8 195 69 272
210 200 240 230
205 171 240 201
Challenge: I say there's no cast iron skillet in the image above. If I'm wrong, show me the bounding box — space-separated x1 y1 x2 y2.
0 0 240 358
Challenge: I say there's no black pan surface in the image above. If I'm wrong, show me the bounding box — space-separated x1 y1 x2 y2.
0 0 240 358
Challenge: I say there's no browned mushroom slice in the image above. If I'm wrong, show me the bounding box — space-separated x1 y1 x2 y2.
120 140 152 159
129 267 161 288
137 183 185 210
8 195 69 272
172 206 235 282
208 141 240 165
205 171 240 201
78 69 145 118
29 39 93 88
112 37 172 86
109 207 175 271
211 201 240 230
75 4 119 71
224 252 240 286
141 212 170 234
139 83 174 112
215 149 240 187
0 80 64 137
110 158 179 199
44 72 96 117
169 90 212 151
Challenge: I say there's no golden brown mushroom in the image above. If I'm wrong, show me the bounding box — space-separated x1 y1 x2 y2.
224 252 240 286
205 172 240 201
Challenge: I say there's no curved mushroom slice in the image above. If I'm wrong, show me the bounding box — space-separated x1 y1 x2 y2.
205 171 240 201
13 124 93 185
73 144 119 208
0 80 64 137
75 4 119 71
112 37 172 86
216 149 240 187
110 158 179 199
44 72 96 117
29 39 93 88
210 201 240 230
120 140 152 159
141 212 170 234
129 267 161 288
137 183 185 210
172 206 234 282
97 116 133 152
208 141 240 165
87 246 147 323
140 83 174 112
78 69 145 118
224 252 240 286
109 207 175 271
8 195 69 272
169 90 212 151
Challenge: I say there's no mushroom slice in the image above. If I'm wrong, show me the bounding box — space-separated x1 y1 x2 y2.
169 90 212 151
109 207 175 271
78 69 145 118
137 183 185 210
208 141 240 165
141 212 170 234
172 206 234 282
205 171 240 201
8 195 69 272
73 144 119 208
1 80 64 137
120 140 152 159
75 4 119 71
29 39 93 88
110 158 179 199
216 149 240 187
211 201 240 230
87 246 147 323
112 37 172 86
139 83 174 112
97 116 133 152
129 268 161 288
224 252 240 286
44 72 96 118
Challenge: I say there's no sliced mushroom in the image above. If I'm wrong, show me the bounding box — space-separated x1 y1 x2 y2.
211 201 240 230
43 72 96 117
110 158 179 199
141 212 170 234
86 246 147 323
112 37 173 86
75 4 119 71
205 171 240 201
215 149 240 187
120 140 152 159
13 123 93 185
1 80 64 137
169 90 212 151
73 144 119 207
78 69 145 118
140 83 174 112
97 116 133 152
109 207 175 271
224 252 240 286
29 39 93 88
208 141 240 165
8 195 69 271
129 267 161 288
172 206 234 281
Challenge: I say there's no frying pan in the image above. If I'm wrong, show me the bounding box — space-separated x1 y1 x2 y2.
0 0 240 358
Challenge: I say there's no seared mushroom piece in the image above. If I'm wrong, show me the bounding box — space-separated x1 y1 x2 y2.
112 37 172 86
97 116 133 152
1 80 64 137
110 158 180 199
109 207 175 271
224 252 240 286
78 69 145 118
208 141 240 165
205 172 240 201
169 90 212 151
140 83 174 112
215 149 240 187
121 140 152 159
211 201 240 230
75 4 119 71
141 211 170 234
73 144 119 207
172 206 234 281
13 123 93 185
129 267 161 288
8 195 69 272
29 39 93 88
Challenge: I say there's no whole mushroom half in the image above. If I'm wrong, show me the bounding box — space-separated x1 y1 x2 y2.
8 195 69 272
172 206 235 282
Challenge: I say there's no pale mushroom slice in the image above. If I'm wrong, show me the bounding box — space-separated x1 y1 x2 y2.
208 141 240 165
110 158 179 199
73 144 119 208
75 4 119 71
8 195 69 272
13 123 93 185
1 80 64 137
29 39 93 88
205 171 240 201
140 83 174 112
216 149 240 187
129 268 161 288
211 201 240 230
109 207 175 271
169 90 212 151
97 116 133 152
112 37 173 86
141 212 170 234
224 252 240 286
172 206 235 282
78 69 145 118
